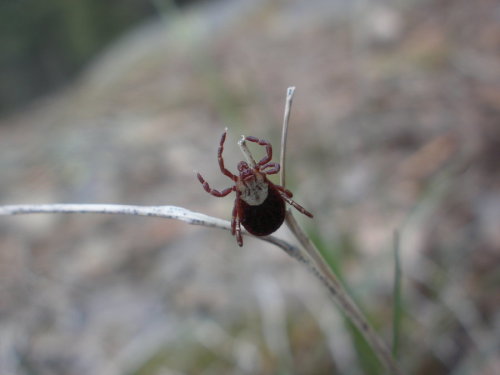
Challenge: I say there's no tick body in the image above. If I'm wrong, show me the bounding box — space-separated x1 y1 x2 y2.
197 129 313 246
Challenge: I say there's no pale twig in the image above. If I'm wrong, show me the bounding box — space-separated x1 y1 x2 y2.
238 136 257 168
0 204 226 226
278 87 402 375
0 203 304 263
280 86 295 188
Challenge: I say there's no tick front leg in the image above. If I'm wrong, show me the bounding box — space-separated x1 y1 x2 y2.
231 198 238 235
278 191 314 218
274 184 293 198
218 130 237 181
245 136 273 166
197 173 233 197
261 162 280 175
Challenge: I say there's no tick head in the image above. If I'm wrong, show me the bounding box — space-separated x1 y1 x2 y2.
237 161 254 180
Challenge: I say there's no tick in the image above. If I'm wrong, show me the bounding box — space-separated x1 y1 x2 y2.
197 129 313 246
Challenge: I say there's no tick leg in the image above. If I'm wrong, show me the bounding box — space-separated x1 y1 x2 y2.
231 197 238 235
245 136 273 166
278 191 314 218
261 162 280 175
218 130 237 181
197 173 233 197
274 184 293 198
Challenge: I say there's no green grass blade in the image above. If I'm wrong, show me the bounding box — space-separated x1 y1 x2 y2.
392 230 402 359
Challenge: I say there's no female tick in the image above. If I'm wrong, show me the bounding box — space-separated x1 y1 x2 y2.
197 129 313 246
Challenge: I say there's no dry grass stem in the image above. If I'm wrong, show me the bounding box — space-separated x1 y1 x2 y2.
279 87 402 375
0 203 303 260
238 135 258 168
280 86 295 188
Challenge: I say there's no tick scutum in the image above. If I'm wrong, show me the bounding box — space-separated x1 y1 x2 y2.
240 184 286 236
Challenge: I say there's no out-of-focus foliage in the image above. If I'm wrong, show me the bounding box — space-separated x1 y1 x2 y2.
0 0 156 115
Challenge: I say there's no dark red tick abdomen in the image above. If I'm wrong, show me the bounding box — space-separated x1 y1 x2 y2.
239 184 286 236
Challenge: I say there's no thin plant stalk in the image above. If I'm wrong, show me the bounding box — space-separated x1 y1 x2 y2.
238 134 258 168
0 203 296 255
279 87 402 375
392 230 403 359
280 86 295 188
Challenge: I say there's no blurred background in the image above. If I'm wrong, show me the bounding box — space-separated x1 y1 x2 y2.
0 0 499 374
